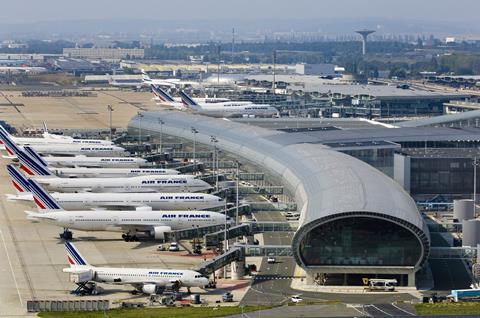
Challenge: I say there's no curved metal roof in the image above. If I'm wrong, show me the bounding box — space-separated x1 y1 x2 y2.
129 111 429 266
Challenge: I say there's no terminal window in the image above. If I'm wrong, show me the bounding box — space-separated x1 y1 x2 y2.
299 217 421 266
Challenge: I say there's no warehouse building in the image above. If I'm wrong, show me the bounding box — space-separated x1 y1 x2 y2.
63 48 144 60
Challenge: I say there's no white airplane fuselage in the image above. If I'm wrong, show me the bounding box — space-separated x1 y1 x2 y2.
43 156 146 168
48 167 178 178
2 133 113 147
195 102 278 118
11 192 224 210
36 175 211 193
29 144 127 157
63 266 209 289
30 210 225 232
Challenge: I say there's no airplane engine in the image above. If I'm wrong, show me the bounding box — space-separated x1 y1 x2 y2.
141 284 158 294
150 225 172 241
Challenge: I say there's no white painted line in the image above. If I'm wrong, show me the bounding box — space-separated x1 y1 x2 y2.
370 304 392 316
391 303 415 316
0 230 23 307
351 305 370 317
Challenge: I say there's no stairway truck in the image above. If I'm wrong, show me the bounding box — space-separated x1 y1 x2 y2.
449 289 480 302
69 269 95 283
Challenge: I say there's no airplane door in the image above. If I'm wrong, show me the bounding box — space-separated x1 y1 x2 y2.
69 216 74 226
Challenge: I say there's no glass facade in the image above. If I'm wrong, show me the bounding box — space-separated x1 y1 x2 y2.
342 148 394 177
299 217 422 266
410 157 475 196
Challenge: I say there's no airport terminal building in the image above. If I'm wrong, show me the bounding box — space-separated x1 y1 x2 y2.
128 112 430 287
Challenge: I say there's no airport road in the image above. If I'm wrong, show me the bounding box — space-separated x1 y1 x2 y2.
227 303 363 318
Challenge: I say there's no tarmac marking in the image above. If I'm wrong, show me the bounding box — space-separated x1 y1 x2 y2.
367 304 392 316
391 303 415 316
0 230 23 307
349 305 371 317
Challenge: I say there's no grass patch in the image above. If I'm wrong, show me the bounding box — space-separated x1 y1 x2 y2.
415 302 480 316
38 305 271 318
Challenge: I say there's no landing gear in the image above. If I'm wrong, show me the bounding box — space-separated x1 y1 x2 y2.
187 287 191 294
122 234 138 242
60 228 73 240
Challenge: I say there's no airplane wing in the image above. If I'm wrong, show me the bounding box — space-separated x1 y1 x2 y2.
25 211 56 221
77 188 93 193
118 225 154 232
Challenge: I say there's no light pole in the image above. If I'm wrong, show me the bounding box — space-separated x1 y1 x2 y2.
158 119 164 153
191 127 198 164
224 189 228 251
107 105 114 141
235 160 241 226
137 112 144 147
474 157 479 206
210 136 218 190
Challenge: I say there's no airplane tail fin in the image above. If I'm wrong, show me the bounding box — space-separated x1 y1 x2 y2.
6 164 31 193
0 125 13 139
0 127 21 156
151 84 175 103
65 242 90 266
24 146 48 167
179 91 201 110
28 179 63 211
17 150 53 176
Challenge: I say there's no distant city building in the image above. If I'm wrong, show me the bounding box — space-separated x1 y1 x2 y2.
52 58 99 75
63 48 144 60
0 54 48 61
445 37 456 44
0 40 28 49
295 63 344 77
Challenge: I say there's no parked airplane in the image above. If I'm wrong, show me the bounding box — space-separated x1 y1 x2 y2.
18 147 178 178
141 71 199 88
179 91 278 118
0 124 113 147
16 153 210 193
26 180 225 241
0 129 127 157
63 242 209 295
150 85 229 108
37 153 146 168
7 164 224 211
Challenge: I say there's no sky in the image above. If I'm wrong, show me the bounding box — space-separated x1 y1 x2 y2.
1 0 479 24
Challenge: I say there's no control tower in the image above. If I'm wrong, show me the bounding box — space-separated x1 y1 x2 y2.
355 29 375 55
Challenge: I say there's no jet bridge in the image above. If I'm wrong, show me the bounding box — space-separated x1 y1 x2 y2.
219 204 252 218
195 244 294 276
164 224 225 242
204 224 252 247
196 246 244 275
204 221 297 247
